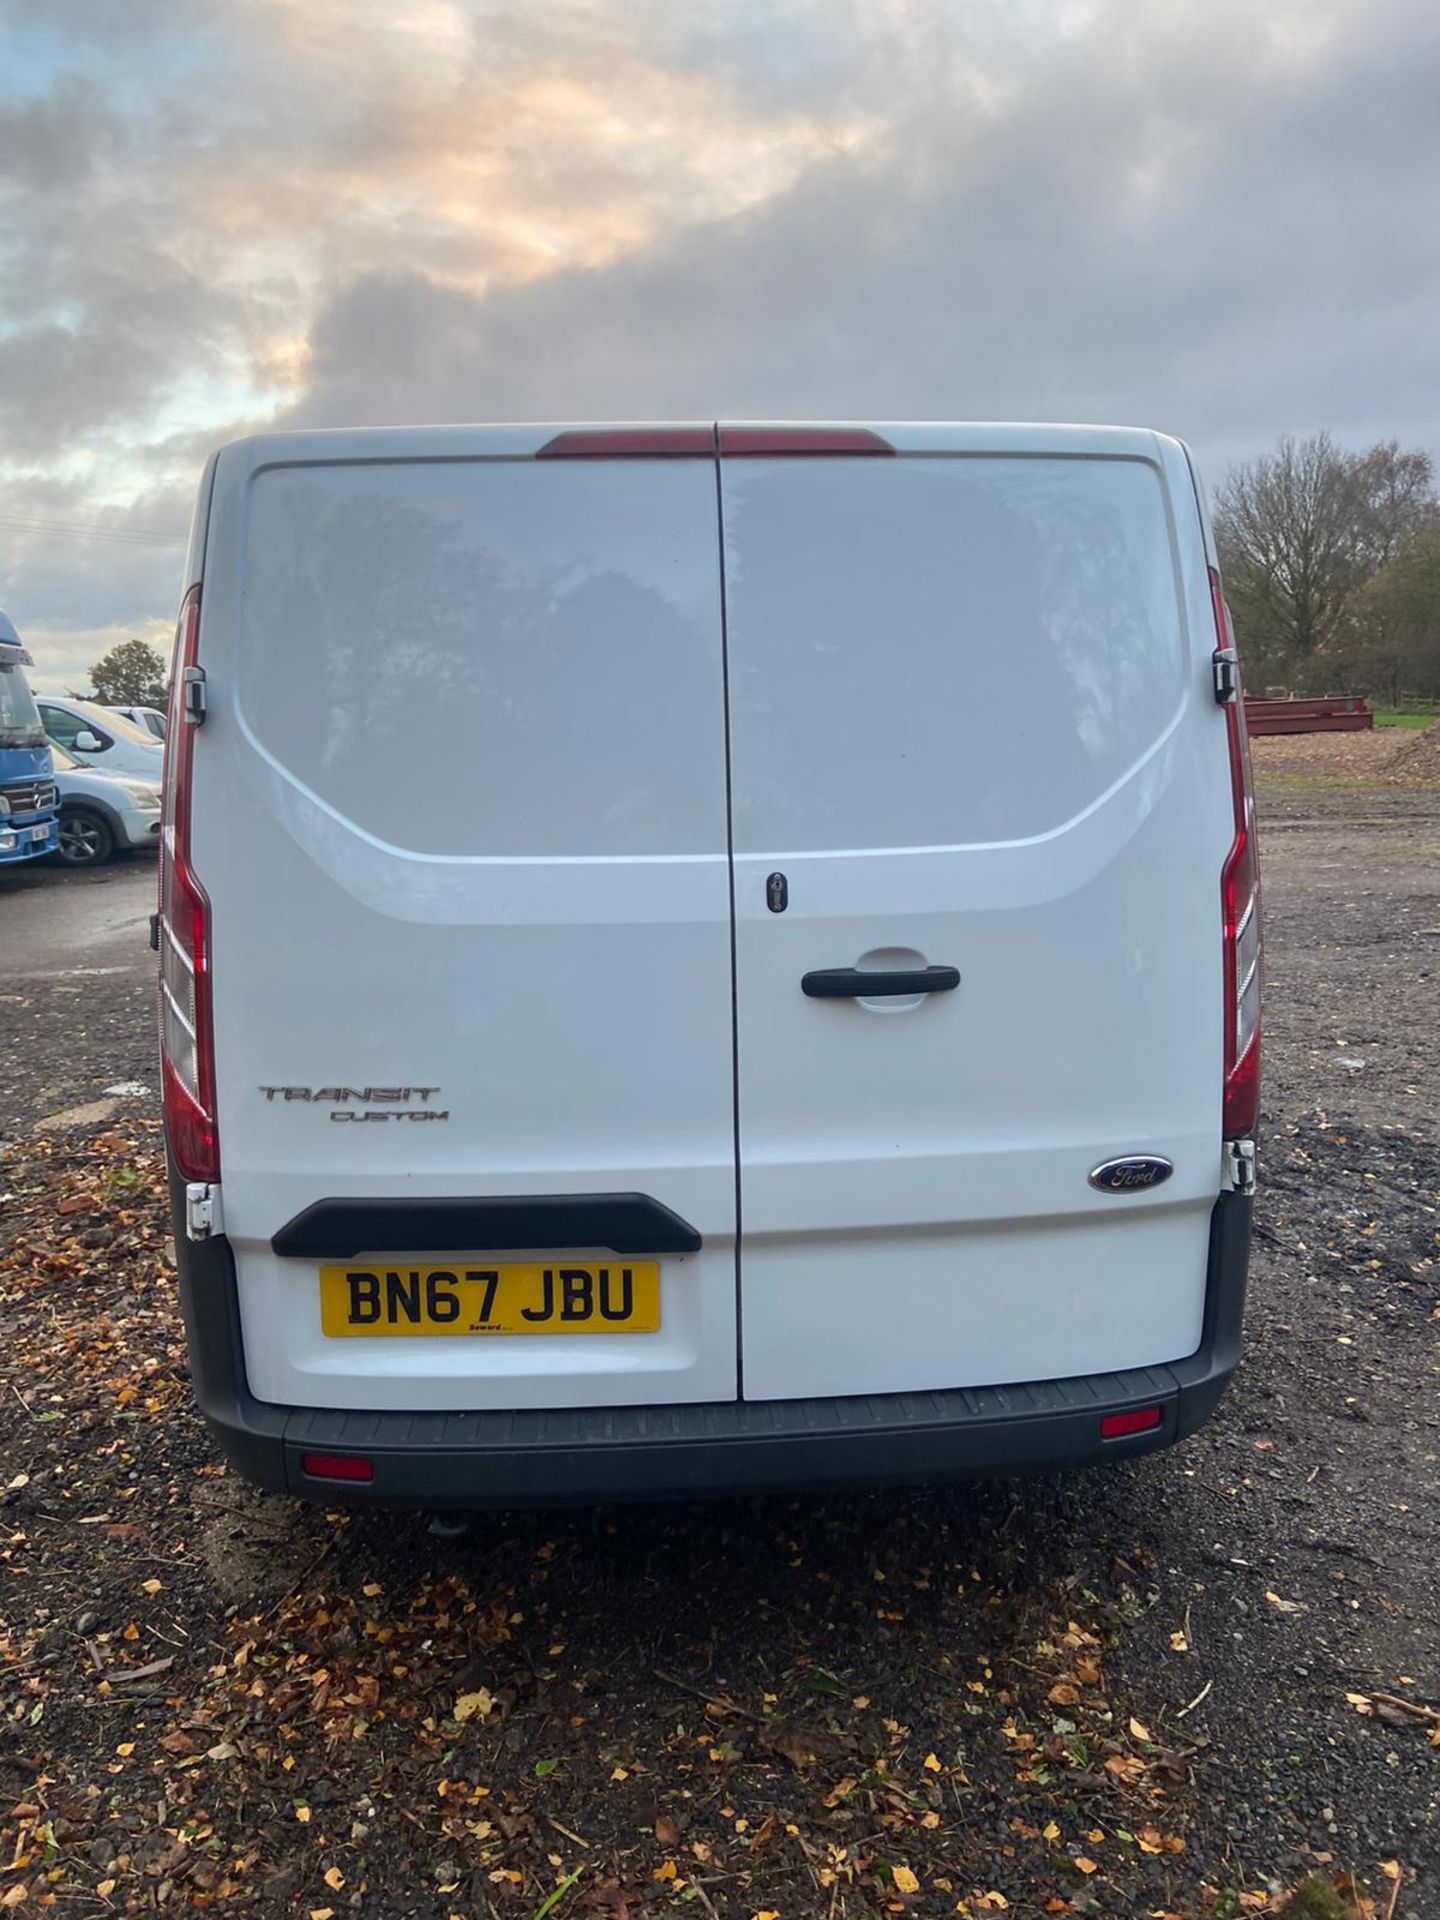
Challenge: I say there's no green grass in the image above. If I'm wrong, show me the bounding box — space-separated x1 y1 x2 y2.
1373 705 1440 729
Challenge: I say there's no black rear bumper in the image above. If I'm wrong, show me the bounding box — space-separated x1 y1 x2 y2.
171 1173 1251 1509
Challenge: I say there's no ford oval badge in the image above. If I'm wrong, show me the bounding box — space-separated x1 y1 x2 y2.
1089 1154 1174 1194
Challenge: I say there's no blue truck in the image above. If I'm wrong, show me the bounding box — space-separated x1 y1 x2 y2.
0 612 60 866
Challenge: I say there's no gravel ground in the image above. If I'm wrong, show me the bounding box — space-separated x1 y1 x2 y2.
0 856 157 1146
0 786 1435 1917
1250 722 1440 784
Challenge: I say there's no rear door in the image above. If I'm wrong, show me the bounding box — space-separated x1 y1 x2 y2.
719 425 1234 1400
197 428 738 1411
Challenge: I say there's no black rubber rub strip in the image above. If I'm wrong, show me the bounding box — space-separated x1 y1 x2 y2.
271 1193 703 1259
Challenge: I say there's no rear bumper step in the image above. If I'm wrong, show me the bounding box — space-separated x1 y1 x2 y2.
172 1170 1250 1509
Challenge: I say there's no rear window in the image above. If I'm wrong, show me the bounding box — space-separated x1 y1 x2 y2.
236 460 727 858
721 455 1186 851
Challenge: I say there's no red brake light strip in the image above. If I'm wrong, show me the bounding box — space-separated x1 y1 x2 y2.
536 427 898 459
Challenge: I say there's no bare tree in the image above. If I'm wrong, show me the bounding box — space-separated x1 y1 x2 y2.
1214 432 1437 677
1350 526 1440 704
1347 441 1438 573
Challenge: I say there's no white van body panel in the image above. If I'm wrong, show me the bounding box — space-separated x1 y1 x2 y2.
196 430 738 1410
720 430 1230 1399
188 421 1234 1421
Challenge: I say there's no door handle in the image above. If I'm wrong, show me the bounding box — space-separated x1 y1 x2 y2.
801 966 960 999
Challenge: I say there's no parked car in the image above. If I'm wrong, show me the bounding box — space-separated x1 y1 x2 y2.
163 421 1259 1509
106 703 167 741
48 741 162 866
0 609 60 867
38 696 165 779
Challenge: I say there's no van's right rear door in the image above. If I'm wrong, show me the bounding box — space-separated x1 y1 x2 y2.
720 425 1236 1402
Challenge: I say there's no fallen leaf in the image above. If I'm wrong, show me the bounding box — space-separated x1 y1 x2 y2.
759 1721 831 1769
1128 1718 1153 1743
109 1656 177 1687
923 1752 942 1772
1169 1630 1190 1652
1074 1857 1098 1875
891 1864 919 1894
1048 1683 1080 1707
323 1867 345 1891
454 1688 495 1723
295 1807 312 1824
653 1860 678 1883
1264 1591 1306 1614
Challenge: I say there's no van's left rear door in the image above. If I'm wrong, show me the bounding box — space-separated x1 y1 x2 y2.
197 427 738 1412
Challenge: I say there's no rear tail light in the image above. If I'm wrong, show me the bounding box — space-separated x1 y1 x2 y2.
158 586 218 1181
1212 567 1261 1137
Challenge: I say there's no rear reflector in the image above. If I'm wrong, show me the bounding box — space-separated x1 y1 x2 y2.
536 429 715 459
1212 566 1262 1137
718 427 895 457
1100 1406 1163 1439
300 1453 374 1483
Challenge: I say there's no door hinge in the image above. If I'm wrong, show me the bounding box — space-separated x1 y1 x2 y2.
185 1182 223 1241
1222 1138 1256 1194
1213 649 1240 705
182 665 208 725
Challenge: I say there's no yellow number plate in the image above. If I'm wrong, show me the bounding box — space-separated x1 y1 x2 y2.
319 1261 660 1337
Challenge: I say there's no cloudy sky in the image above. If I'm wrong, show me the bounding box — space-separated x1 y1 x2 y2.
2 0 1436 692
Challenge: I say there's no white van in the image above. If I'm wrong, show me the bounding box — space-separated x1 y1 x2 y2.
161 423 1259 1507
